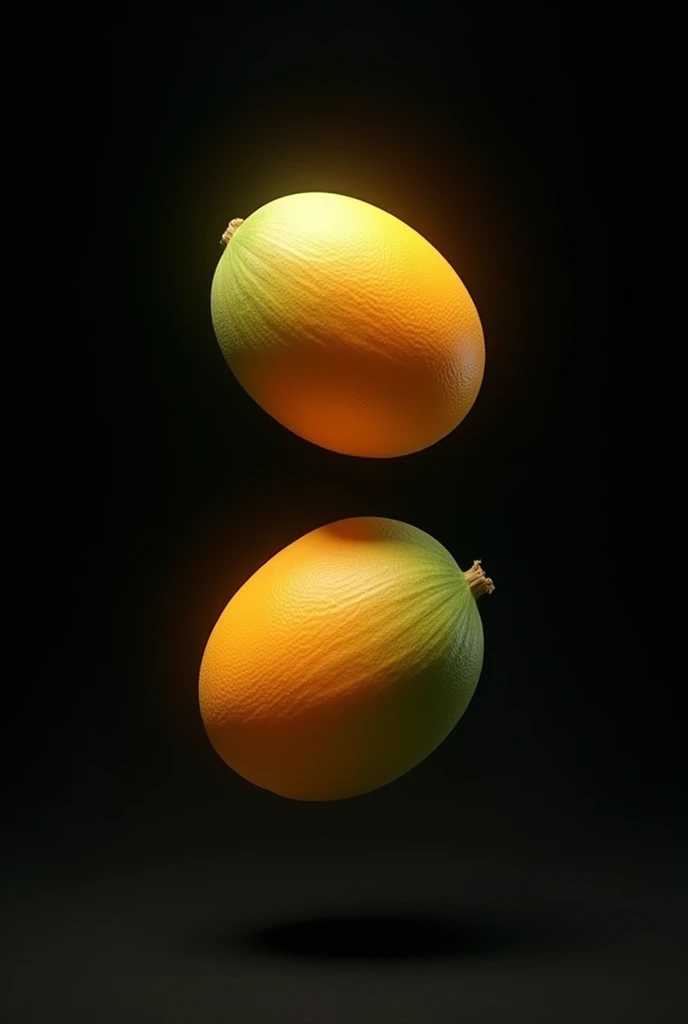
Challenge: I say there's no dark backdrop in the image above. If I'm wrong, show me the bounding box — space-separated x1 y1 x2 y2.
6 4 683 1022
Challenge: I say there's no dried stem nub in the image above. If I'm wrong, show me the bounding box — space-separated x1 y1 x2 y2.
220 218 244 246
463 560 495 599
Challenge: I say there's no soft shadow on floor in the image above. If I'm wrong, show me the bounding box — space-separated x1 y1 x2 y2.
209 908 583 962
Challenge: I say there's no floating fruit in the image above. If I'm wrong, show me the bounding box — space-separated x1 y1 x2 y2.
199 516 494 800
210 192 484 457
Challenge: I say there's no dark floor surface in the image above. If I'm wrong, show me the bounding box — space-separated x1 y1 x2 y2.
4 819 687 1023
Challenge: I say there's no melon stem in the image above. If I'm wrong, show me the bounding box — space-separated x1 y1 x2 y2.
463 560 495 599
220 218 245 246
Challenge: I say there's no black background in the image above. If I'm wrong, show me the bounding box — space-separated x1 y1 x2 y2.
6 4 684 1022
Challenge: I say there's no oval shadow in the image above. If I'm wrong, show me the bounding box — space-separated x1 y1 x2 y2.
222 908 580 963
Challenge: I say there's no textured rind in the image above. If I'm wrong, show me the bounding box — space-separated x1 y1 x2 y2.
210 192 485 457
198 517 485 800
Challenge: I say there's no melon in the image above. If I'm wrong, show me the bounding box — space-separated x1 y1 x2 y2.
199 516 494 800
210 192 485 457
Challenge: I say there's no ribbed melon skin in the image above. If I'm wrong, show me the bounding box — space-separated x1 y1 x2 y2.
199 517 484 800
211 192 485 458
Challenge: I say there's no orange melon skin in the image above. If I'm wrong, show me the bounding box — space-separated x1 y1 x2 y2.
198 517 485 801
211 192 485 458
